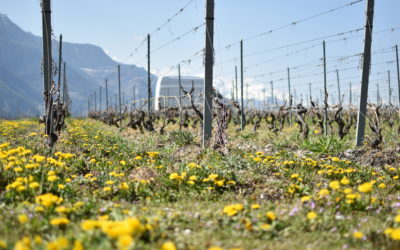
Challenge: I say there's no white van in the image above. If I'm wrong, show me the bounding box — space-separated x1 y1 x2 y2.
154 76 204 111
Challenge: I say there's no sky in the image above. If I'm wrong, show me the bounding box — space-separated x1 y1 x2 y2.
2 0 400 107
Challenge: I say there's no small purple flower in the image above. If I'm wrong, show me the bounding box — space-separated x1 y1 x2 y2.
289 207 299 216
392 202 400 208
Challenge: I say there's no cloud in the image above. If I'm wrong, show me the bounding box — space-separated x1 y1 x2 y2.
133 35 145 41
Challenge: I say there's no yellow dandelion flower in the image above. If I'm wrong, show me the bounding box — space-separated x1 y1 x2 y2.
161 241 177 250
18 214 28 224
340 177 350 185
260 224 271 230
318 189 330 197
50 217 70 226
391 228 400 240
307 211 317 220
29 182 40 189
353 231 363 239
208 247 223 250
301 196 311 202
329 181 340 190
358 182 373 193
72 240 84 250
266 211 276 221
223 204 243 216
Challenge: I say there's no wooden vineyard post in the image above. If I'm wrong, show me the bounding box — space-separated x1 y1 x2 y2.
41 0 57 146
147 34 151 114
118 65 122 127
240 40 245 130
202 0 214 147
355 0 375 146
323 41 328 136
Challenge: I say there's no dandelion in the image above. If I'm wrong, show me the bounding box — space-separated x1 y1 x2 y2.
35 206 45 212
223 204 243 216
260 224 271 230
32 236 42 245
329 181 340 190
301 196 311 202
169 173 182 181
353 231 364 239
384 228 393 235
307 211 317 220
29 182 40 189
133 156 142 160
253 157 262 163
55 206 71 214
358 182 373 193
266 211 276 221
72 240 84 250
161 241 177 250
117 234 133 249
14 167 23 172
47 175 58 182
318 189 330 197
331 157 340 162
35 193 61 207
50 217 70 226
120 182 129 190
215 180 225 187
208 174 218 181
343 188 352 194
147 152 159 158
390 228 400 240
18 214 28 224
251 204 260 209
81 220 99 231
25 164 38 169
208 247 223 250
340 177 350 185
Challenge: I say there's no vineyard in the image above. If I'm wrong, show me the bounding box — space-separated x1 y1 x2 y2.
1 107 400 249
1 0 400 249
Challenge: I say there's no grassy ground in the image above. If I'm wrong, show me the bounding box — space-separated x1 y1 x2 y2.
0 118 400 250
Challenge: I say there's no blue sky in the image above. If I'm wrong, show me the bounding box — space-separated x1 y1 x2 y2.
2 0 400 106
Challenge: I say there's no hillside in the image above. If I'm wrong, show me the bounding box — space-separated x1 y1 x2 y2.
0 13 156 118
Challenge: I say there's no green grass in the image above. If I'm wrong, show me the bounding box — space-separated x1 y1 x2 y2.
0 118 399 249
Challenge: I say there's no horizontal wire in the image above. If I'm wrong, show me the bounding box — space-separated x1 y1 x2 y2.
223 0 364 49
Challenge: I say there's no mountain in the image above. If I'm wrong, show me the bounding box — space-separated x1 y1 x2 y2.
0 13 156 118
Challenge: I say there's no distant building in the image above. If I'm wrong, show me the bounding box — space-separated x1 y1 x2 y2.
154 76 204 111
